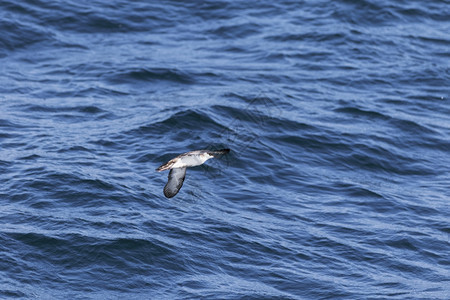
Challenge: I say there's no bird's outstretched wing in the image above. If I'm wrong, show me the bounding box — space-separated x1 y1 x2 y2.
164 167 186 198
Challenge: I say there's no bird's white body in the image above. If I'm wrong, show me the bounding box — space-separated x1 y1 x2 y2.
170 152 213 169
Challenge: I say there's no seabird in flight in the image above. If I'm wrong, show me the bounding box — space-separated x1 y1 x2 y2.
156 149 230 198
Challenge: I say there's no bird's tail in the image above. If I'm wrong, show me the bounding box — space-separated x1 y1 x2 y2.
207 149 230 157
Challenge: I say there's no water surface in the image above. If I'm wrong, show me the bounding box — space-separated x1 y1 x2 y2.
1 0 449 299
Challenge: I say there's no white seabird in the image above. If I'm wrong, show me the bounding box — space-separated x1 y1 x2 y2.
156 149 230 198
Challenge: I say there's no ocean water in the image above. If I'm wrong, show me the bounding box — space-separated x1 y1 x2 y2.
1 0 449 298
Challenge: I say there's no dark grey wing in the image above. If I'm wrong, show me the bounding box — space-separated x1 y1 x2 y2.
163 167 187 198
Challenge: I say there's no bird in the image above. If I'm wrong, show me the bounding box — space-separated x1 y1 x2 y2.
156 149 230 198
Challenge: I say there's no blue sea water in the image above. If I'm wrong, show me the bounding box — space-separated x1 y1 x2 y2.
1 0 449 298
